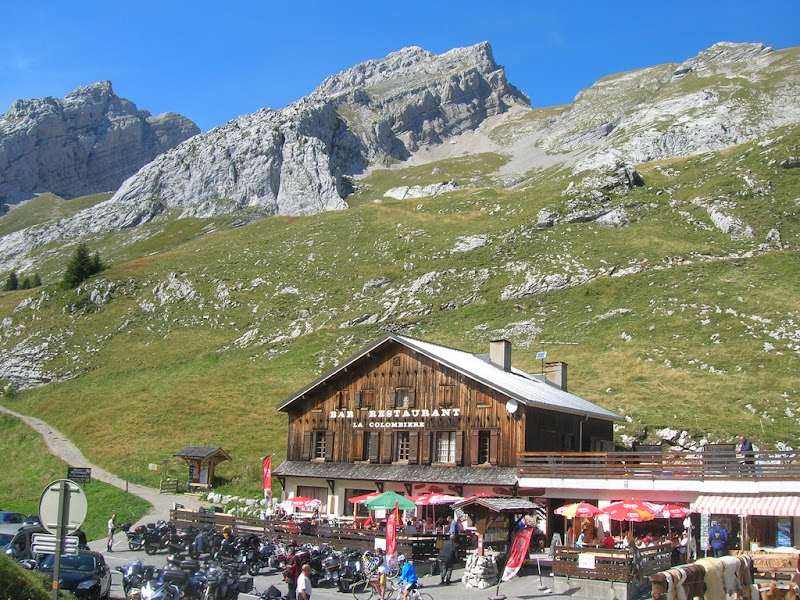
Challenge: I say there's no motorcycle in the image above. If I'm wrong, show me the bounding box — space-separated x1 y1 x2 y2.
202 561 252 600
144 520 175 555
123 524 147 552
189 527 219 559
239 534 271 576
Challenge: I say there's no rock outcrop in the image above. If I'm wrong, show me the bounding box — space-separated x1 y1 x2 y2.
0 81 199 209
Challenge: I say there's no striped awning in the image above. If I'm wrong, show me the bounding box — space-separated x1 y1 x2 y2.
692 494 800 517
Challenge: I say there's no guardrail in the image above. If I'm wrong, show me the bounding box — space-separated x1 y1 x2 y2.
517 450 800 480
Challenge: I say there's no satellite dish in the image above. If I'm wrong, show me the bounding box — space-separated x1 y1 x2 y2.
506 399 518 414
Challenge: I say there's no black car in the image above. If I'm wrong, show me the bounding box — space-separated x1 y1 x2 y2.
0 511 26 524
36 550 111 600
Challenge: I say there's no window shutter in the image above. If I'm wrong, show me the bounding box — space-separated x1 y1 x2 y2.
369 432 380 463
353 433 361 460
470 430 479 465
421 431 431 465
389 389 397 409
408 389 416 408
489 429 499 465
382 432 393 463
325 432 334 461
357 391 364 409
455 432 463 465
409 431 419 464
301 432 312 460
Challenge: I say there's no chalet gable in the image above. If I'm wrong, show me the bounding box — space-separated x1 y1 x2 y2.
277 334 622 423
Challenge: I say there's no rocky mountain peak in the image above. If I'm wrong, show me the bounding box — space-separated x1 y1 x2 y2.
671 41 772 80
0 80 199 208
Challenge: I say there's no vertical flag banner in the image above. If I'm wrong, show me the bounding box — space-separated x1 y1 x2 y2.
262 456 272 503
386 501 400 565
501 527 534 582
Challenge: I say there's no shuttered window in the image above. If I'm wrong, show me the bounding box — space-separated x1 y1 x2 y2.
396 432 410 461
471 429 499 465
358 389 374 409
393 388 415 408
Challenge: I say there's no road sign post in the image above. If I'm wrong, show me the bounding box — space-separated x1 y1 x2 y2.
38 480 88 600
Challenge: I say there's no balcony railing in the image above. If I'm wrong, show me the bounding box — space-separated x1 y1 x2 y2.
517 450 800 480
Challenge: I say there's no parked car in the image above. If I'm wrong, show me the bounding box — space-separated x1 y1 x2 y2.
0 523 50 560
0 511 26 524
36 549 111 600
23 514 41 526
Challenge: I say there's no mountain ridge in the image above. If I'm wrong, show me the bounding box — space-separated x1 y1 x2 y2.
0 81 199 211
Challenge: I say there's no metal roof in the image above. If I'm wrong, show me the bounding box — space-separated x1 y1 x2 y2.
273 460 518 486
277 333 622 422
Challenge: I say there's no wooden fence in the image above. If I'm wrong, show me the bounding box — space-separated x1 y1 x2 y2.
169 509 444 560
553 543 672 583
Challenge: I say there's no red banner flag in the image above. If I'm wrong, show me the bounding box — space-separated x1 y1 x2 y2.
501 527 534 582
385 501 400 565
262 456 272 502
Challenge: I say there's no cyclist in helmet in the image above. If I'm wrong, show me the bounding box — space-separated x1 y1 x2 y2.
396 554 418 600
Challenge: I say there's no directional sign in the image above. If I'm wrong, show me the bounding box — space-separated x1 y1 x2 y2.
67 467 91 483
38 479 87 535
31 534 79 556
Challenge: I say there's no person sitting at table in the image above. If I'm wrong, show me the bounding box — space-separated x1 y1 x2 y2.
406 519 418 534
575 527 588 547
363 516 374 530
423 517 435 534
602 531 616 548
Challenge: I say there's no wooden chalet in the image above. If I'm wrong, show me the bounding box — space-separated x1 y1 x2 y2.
274 334 623 516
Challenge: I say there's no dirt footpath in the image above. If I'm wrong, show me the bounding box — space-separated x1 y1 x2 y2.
0 403 204 525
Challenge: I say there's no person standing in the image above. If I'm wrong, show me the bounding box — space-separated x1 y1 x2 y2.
708 520 729 557
106 514 117 552
296 563 313 600
376 547 390 600
438 534 458 585
285 546 300 600
740 436 755 474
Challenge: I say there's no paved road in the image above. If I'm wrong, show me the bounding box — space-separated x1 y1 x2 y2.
92 536 590 600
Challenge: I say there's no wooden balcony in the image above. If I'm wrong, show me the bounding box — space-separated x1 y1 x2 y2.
517 450 800 480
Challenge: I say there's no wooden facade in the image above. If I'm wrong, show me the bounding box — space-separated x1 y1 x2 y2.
280 336 616 471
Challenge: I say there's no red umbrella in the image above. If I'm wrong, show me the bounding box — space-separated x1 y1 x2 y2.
602 499 656 522
462 493 495 502
656 504 692 519
413 493 464 506
348 492 381 504
555 502 603 518
280 496 324 511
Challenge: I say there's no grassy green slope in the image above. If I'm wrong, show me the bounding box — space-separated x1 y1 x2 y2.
0 124 798 498
0 414 150 539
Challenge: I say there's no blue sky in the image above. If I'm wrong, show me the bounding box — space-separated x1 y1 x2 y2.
1 1 796 132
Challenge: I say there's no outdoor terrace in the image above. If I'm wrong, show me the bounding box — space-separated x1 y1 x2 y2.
517 450 800 481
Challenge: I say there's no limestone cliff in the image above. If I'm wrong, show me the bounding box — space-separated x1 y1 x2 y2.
0 81 199 208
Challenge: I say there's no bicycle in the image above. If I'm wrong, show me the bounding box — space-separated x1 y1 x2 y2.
393 583 433 600
351 572 397 600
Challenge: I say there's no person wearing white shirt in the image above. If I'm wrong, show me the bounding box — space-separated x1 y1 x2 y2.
297 564 312 600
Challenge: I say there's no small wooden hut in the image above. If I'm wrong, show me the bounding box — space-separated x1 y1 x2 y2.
173 446 231 491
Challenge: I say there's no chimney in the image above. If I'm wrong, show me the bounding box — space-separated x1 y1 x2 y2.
543 361 568 391
489 339 511 372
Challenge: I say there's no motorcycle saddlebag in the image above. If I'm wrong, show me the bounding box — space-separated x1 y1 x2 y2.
180 560 201 572
162 570 190 586
238 577 254 593
264 585 282 599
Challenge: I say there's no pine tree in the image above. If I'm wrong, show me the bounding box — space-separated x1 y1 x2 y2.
19 277 31 290
61 243 94 289
89 251 104 276
32 273 42 287
3 271 18 291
